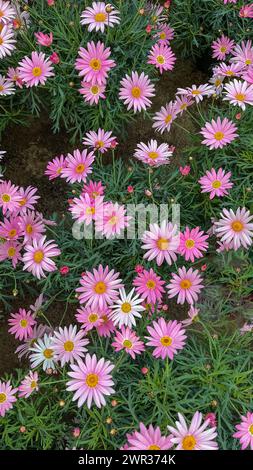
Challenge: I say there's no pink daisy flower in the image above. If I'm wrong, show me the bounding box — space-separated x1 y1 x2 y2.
82 180 105 200
75 41 116 85
45 154 67 180
211 35 234 61
0 380 17 417
240 4 253 18
18 371 39 398
215 207 253 250
0 240 22 267
177 84 214 103
167 411 218 450
0 24 16 59
83 128 116 153
119 71 155 113
75 305 104 332
182 306 200 326
243 66 253 84
8 308 37 341
95 201 130 239
79 80 106 105
200 117 238 149
34 31 53 47
155 23 174 45
112 326 145 359
96 311 116 337
141 220 179 266
51 325 89 366
174 95 194 115
152 101 178 133
18 51 54 87
0 180 21 214
167 267 204 304
7 67 23 88
233 412 253 450
61 149 95 184
0 216 22 240
76 264 123 309
199 168 233 199
19 210 46 243
215 62 243 78
66 354 115 408
123 423 173 450
179 226 209 262
223 0 237 3
15 324 51 360
0 74 15 95
231 40 253 68
223 79 253 110
0 0 15 24
134 140 172 167
145 318 186 360
69 193 104 225
16 185 40 213
133 268 165 304
22 235 61 279
148 43 176 73
80 2 120 32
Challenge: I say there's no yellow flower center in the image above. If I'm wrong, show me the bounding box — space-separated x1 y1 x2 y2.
245 59 252 65
131 86 141 98
95 12 106 22
0 85 4 91
214 131 224 141
2 193 10 202
8 229 17 238
56 167 62 175
123 339 133 348
0 393 7 404
220 46 227 53
0 37 3 45
92 191 100 198
19 197 27 206
182 435 196 450
88 313 99 323
33 250 44 263
148 445 161 450
148 151 159 160
165 114 172 123
146 280 156 289
43 348 53 359
20 319 28 328
64 340 74 352
156 55 165 64
76 163 85 173
235 93 245 102
157 237 169 250
86 373 99 388
160 32 166 40
185 239 195 249
160 336 172 346
231 220 244 232
225 70 234 76
212 180 222 189
26 224 33 234
109 215 118 225
86 206 95 215
7 247 16 257
249 424 253 435
180 279 192 289
32 67 42 77
30 381 37 389
215 79 222 87
94 281 106 294
191 89 201 95
91 85 100 94
89 58 101 71
95 140 104 148
121 302 132 314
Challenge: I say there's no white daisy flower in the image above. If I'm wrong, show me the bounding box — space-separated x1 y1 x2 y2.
109 288 145 328
0 25 16 59
29 334 56 371
0 74 15 96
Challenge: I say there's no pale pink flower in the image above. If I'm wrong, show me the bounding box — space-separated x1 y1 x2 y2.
177 84 214 103
0 380 17 417
148 43 176 73
200 117 238 149
133 268 165 304
95 201 130 238
123 423 173 450
215 207 253 250
243 66 253 84
45 154 67 180
66 354 115 408
182 306 200 326
0 0 15 24
155 23 174 44
0 74 15 95
223 79 253 110
134 140 172 167
0 180 21 214
22 236 61 279
75 41 116 85
223 0 237 3
34 32 53 47
145 318 187 360
119 71 155 113
152 101 178 133
7 67 23 88
80 2 120 32
75 305 104 332
199 168 233 199
167 267 204 304
179 226 209 262
18 51 54 87
168 412 218 450
19 210 46 243
0 240 22 267
51 325 89 366
0 25 16 59
16 185 40 213
174 95 194 114
141 220 179 266
8 308 37 341
83 128 116 153
69 193 104 225
231 40 253 67
79 80 106 105
15 324 51 360
18 371 39 398
112 326 145 359
61 149 95 183
240 322 253 334
233 412 253 450
211 35 234 60
0 216 22 240
215 61 243 77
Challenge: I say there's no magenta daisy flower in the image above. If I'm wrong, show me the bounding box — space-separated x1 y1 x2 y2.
95 201 130 238
145 318 186 360
18 51 54 87
211 35 234 60
223 79 253 110
79 80 106 105
199 168 233 199
152 101 178 133
134 140 172 167
8 308 37 341
0 0 15 24
179 227 209 262
80 2 120 32
17 185 40 213
0 24 16 59
231 40 253 68
66 354 115 408
200 117 238 149
96 311 116 337
148 43 176 73
177 84 214 103
119 71 155 113
215 207 253 250
167 267 204 304
112 326 145 359
51 325 89 366
0 380 17 417
18 371 39 398
167 411 218 450
22 235 61 279
240 4 253 17
45 155 67 180
133 268 165 304
141 220 179 266
34 32 53 47
82 180 105 200
76 264 123 309
19 210 46 243
75 41 116 85
233 412 253 450
155 23 174 45
0 240 22 267
83 128 116 153
123 423 173 450
0 180 21 214
61 149 95 184
69 193 104 225
75 305 104 333
0 216 22 240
